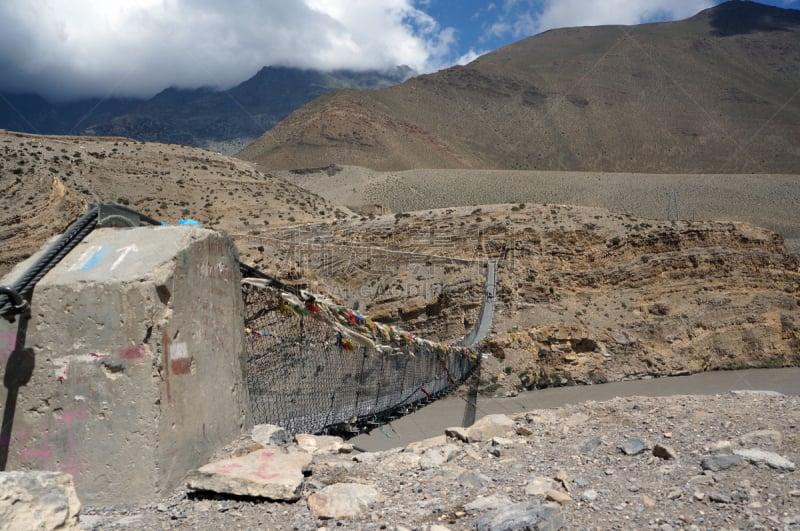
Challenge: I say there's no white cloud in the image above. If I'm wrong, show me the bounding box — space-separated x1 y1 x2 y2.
485 0 715 40
0 0 457 100
455 48 487 65
536 0 715 32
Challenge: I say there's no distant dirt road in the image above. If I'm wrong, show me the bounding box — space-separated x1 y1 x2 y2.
277 167 800 255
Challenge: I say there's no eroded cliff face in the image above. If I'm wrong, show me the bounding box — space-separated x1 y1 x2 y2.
480 213 800 394
251 203 800 395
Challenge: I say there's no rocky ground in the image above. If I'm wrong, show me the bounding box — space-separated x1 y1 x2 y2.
75 391 798 530
3 131 798 395
0 130 349 277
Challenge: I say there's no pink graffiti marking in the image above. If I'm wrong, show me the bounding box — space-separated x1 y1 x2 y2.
255 451 279 480
20 446 53 460
215 463 243 475
56 409 88 427
60 456 87 480
19 431 52 462
120 345 146 360
4 426 29 448
56 409 88 452
0 331 19 359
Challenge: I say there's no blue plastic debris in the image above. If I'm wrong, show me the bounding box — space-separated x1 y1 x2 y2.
178 219 202 226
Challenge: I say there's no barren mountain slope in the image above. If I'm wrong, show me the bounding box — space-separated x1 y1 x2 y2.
237 203 800 394
238 1 800 174
274 165 800 256
0 130 348 277
3 130 798 392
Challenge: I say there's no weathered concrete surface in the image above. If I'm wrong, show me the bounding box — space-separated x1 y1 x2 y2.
0 471 81 531
0 226 250 504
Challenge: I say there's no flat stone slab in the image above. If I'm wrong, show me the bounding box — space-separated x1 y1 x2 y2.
475 500 564 531
186 449 312 500
620 438 647 456
734 448 796 471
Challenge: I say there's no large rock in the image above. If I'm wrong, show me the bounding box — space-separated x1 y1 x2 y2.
464 494 514 514
186 449 312 500
446 414 516 443
419 444 460 469
405 435 447 453
475 500 563 531
307 483 380 519
734 448 796 471
700 455 744 472
296 434 344 455
0 471 81 531
525 477 556 497
619 438 647 456
653 444 678 460
251 424 291 447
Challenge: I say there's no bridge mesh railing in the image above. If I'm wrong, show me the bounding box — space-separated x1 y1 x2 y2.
241 280 478 436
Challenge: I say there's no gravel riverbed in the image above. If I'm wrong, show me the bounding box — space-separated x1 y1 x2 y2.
78 391 799 530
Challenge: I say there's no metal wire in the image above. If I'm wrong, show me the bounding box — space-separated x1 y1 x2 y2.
241 283 477 436
1 205 481 436
1 204 162 320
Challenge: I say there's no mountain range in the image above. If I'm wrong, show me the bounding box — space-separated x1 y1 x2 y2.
239 1 800 174
0 65 415 154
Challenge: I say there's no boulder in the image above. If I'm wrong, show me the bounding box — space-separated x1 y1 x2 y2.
186 449 312 500
734 448 796 471
0 471 81 531
251 424 291 446
307 483 380 519
619 438 647 456
296 434 344 455
475 500 563 531
653 444 678 460
700 455 744 472
446 414 516 443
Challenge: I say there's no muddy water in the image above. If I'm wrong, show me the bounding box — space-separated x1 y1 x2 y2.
351 368 800 451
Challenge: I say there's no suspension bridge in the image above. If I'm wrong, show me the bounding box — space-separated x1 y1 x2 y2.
1 204 496 438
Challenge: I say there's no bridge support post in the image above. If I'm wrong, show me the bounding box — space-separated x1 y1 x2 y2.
0 226 250 504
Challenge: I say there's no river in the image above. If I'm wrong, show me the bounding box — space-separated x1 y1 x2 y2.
351 367 800 451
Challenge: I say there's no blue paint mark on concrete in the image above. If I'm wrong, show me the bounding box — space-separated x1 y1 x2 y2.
81 246 112 271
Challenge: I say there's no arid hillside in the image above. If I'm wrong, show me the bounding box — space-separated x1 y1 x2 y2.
274 165 800 256
0 130 349 277
238 1 800 174
2 130 798 394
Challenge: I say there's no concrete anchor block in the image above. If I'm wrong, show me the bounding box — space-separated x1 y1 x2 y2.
0 226 251 504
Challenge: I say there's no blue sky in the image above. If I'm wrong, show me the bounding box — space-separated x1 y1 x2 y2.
0 0 797 100
426 0 799 65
